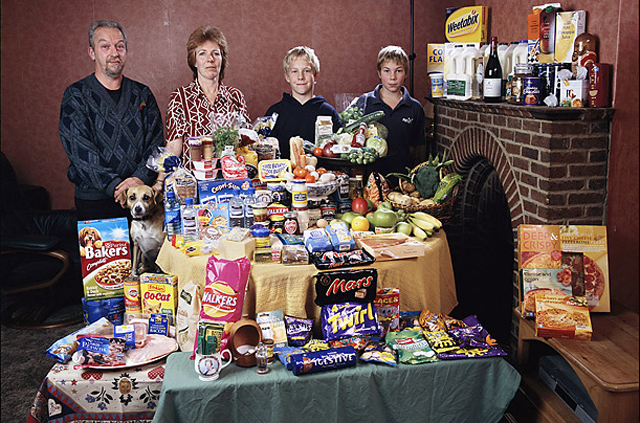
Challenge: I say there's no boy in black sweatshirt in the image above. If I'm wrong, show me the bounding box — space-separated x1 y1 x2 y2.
265 46 341 160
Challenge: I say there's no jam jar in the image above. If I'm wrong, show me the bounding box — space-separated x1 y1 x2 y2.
509 63 534 104
283 211 299 235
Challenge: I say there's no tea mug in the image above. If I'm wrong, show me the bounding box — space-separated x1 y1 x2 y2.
195 349 232 381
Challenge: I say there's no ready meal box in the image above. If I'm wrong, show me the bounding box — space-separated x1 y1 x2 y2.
78 218 131 301
535 293 592 340
518 225 610 314
356 232 425 261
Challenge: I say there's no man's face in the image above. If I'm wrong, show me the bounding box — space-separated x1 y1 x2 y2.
285 57 316 98
89 27 127 79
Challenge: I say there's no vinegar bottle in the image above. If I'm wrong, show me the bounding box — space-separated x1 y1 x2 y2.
483 36 503 103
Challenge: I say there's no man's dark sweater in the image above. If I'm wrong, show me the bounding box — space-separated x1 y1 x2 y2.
265 93 341 159
59 74 164 201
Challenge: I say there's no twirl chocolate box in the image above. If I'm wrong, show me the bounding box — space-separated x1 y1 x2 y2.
78 218 131 301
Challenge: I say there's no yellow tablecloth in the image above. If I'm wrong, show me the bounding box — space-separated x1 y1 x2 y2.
156 231 457 325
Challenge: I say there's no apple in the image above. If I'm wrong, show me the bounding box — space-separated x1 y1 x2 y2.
365 198 375 212
377 201 393 210
322 142 338 158
352 198 369 215
372 209 398 228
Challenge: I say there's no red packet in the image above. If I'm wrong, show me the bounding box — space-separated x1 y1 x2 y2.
220 155 248 180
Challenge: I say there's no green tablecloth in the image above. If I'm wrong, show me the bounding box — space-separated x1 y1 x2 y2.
152 352 521 423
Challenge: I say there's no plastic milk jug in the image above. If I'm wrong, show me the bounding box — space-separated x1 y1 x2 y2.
446 47 471 100
512 41 529 73
443 44 464 97
462 44 483 99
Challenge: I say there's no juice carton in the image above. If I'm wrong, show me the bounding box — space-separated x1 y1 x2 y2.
554 11 587 63
527 3 561 63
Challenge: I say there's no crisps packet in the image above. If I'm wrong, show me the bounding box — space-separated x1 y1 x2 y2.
359 339 397 367
385 329 438 364
192 256 251 358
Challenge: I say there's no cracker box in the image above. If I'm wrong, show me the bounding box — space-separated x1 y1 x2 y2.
535 293 592 340
78 218 131 300
198 178 251 204
554 11 586 63
445 6 489 43
140 273 178 318
374 288 400 335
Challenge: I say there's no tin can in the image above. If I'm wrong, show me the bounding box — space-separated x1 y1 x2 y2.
588 63 610 108
522 77 542 106
336 176 350 201
320 199 337 221
337 199 352 214
269 215 285 233
123 276 141 313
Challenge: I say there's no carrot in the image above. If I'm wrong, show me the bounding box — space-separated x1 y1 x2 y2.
299 154 307 167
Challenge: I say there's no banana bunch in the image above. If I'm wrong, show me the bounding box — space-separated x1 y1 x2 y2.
407 211 443 241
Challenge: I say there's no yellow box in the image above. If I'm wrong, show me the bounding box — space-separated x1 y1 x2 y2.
140 273 178 318
445 6 489 43
219 237 255 261
554 11 586 63
426 43 444 73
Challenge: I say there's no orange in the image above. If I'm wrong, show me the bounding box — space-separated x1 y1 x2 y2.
305 174 316 183
293 167 308 179
351 216 370 231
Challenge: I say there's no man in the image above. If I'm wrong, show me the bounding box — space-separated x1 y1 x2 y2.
60 20 164 220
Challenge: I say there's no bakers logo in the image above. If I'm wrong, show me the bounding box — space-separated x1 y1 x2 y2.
84 241 129 260
447 9 480 38
202 283 238 317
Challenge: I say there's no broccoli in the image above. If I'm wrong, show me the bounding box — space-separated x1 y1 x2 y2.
413 165 441 198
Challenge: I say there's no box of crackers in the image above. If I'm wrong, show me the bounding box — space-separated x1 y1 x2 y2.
517 225 610 315
77 218 131 301
140 273 178 318
535 293 592 340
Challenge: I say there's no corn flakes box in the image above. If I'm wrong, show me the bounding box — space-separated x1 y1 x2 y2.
140 273 178 318
78 218 131 300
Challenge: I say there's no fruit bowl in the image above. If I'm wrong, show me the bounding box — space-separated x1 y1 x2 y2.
283 180 341 201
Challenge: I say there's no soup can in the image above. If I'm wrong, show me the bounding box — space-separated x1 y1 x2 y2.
522 77 542 106
124 276 141 313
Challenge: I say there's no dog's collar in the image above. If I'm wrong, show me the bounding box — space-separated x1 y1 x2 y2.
132 215 153 221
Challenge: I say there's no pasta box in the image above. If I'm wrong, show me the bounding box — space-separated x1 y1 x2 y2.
77 218 131 300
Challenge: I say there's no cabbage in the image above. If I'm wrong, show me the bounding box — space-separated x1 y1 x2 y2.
365 136 388 157
335 133 353 145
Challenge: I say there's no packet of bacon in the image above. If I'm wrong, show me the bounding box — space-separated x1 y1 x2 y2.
220 155 249 180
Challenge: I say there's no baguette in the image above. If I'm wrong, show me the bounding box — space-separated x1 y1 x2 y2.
289 136 304 168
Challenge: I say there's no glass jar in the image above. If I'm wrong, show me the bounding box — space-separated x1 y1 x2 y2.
201 136 214 159
251 227 271 255
509 63 534 104
291 180 308 209
252 202 268 223
283 211 299 235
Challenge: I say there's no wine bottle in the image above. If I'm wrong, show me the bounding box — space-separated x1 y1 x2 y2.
483 36 502 103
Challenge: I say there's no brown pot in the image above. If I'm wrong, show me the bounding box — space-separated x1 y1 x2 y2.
229 318 262 367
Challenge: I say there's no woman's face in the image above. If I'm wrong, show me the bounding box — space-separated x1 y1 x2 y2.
195 40 223 83
378 59 406 94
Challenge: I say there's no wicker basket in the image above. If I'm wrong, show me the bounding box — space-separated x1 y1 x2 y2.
384 161 460 223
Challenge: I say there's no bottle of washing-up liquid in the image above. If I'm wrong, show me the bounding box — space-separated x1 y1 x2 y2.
182 197 198 242
164 190 181 240
443 44 464 97
229 189 244 228
462 44 483 99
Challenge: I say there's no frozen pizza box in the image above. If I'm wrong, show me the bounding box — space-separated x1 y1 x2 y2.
357 232 425 261
517 225 610 313
535 293 592 340
78 218 131 300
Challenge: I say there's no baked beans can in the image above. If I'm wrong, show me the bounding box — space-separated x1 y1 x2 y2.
124 276 142 313
522 77 542 106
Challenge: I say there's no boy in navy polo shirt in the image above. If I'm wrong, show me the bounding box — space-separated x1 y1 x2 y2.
352 46 425 175
265 46 341 160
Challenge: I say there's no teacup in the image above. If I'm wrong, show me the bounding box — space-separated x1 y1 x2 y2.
195 349 232 381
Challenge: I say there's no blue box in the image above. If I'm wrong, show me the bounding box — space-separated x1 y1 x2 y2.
198 179 252 204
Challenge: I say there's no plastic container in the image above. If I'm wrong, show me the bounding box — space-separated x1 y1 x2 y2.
229 189 244 228
164 190 181 240
444 44 464 97
251 227 271 254
244 188 256 228
182 197 198 242
512 40 529 73
462 44 483 99
252 202 268 223
291 180 308 209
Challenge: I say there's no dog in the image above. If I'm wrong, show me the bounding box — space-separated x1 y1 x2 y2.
78 227 102 257
119 185 165 276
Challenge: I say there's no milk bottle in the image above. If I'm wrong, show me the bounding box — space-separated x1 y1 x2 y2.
511 41 529 73
497 43 510 96
443 44 464 97
504 42 518 98
446 46 471 100
462 44 483 99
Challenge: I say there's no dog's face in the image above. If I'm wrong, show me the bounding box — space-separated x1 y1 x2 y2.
120 185 162 219
79 227 102 247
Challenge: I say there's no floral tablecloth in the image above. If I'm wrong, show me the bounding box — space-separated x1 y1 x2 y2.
27 359 166 423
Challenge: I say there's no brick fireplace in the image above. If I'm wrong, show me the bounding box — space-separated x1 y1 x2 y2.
429 98 615 351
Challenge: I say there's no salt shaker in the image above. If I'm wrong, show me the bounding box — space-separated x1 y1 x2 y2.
255 342 269 374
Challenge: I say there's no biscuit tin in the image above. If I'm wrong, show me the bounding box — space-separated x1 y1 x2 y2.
140 273 178 318
77 218 131 300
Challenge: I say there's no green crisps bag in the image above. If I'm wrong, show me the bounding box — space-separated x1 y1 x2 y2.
385 329 438 364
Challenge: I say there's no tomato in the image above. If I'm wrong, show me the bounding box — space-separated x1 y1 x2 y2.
305 174 316 183
313 147 324 157
316 168 327 175
351 197 369 215
293 167 308 179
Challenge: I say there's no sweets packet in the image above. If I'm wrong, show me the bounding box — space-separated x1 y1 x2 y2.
359 339 397 367
321 302 381 341
314 268 378 306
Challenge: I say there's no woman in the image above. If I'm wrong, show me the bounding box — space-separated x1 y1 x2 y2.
164 26 250 173
352 46 425 176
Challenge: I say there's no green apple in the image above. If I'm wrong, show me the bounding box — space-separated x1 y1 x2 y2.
377 201 393 210
395 221 413 236
372 209 398 228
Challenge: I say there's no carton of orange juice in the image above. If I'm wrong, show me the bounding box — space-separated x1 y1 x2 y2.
140 273 178 318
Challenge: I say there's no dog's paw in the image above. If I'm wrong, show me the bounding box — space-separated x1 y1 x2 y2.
79 246 86 258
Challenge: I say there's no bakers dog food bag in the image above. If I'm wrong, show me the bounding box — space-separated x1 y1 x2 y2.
78 218 131 301
192 255 251 357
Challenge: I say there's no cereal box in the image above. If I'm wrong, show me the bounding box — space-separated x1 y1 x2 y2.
140 273 178 318
78 218 131 300
535 293 592 340
554 11 586 63
445 6 489 43
197 203 230 243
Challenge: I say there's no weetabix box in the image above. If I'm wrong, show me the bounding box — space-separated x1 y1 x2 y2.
140 273 178 318
445 6 489 44
78 218 131 300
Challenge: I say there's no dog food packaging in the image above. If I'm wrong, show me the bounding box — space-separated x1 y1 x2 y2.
139 273 178 318
78 218 131 301
82 297 125 325
374 288 400 336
